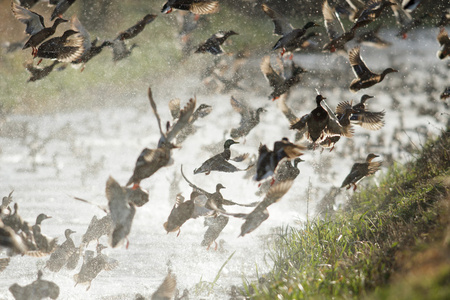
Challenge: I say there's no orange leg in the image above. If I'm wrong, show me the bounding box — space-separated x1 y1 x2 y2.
126 238 130 249
37 58 43 65
214 241 218 251
353 183 358 191
270 178 275 186
176 229 181 237
132 183 140 190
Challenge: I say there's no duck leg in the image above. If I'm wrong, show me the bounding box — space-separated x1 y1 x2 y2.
176 229 181 237
353 183 358 191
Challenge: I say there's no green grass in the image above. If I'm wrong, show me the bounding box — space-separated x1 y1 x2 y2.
244 129 450 299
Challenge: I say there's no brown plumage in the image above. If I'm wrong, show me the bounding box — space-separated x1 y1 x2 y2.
336 94 385 130
437 27 450 60
36 29 85 63
341 153 382 190
161 0 219 15
348 46 398 92
290 95 351 145
163 194 195 236
322 0 360 53
260 56 306 100
195 31 238 55
127 88 196 188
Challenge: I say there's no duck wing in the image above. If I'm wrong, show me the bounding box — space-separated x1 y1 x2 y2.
180 165 210 196
335 100 353 116
230 96 250 119
189 1 219 15
261 4 294 35
290 113 310 138
323 0 345 41
321 99 347 137
349 46 375 79
11 2 45 36
168 98 181 120
277 94 298 123
151 271 177 300
260 56 284 89
437 27 450 46
165 98 196 143
352 110 385 130
71 15 91 53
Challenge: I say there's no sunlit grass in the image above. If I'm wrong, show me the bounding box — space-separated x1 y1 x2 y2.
244 129 450 299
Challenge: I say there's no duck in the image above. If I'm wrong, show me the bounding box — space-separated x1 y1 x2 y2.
201 215 229 250
106 177 136 248
322 0 361 53
74 244 118 291
441 87 449 100
11 2 68 57
36 29 85 64
45 229 76 272
182 166 256 212
0 257 10 272
341 153 382 190
194 139 251 175
9 270 60 300
260 56 307 100
32 214 57 254
23 18 68 57
213 181 294 237
290 94 351 145
437 27 450 60
348 46 398 92
163 193 195 236
51 0 77 21
2 202 25 233
126 88 196 189
354 0 397 28
320 106 355 151
195 30 238 55
150 271 177 300
230 96 266 139
70 16 112 70
356 24 391 48
0 219 27 256
81 214 113 247
255 138 306 182
336 94 385 130
16 0 40 9
162 0 219 14
26 61 60 82
115 14 158 41
257 158 303 196
169 99 212 144
261 4 320 56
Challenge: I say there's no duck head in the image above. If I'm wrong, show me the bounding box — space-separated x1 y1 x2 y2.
360 94 374 103
315 95 326 106
303 22 321 30
216 183 226 192
366 153 379 162
224 139 238 149
196 104 213 118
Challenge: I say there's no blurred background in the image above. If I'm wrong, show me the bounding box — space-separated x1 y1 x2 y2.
1 0 448 113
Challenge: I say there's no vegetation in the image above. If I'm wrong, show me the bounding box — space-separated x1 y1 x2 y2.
245 128 450 299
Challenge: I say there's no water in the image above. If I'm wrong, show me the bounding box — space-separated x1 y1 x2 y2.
0 29 448 299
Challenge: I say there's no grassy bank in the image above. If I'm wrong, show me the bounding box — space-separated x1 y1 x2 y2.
245 128 450 299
